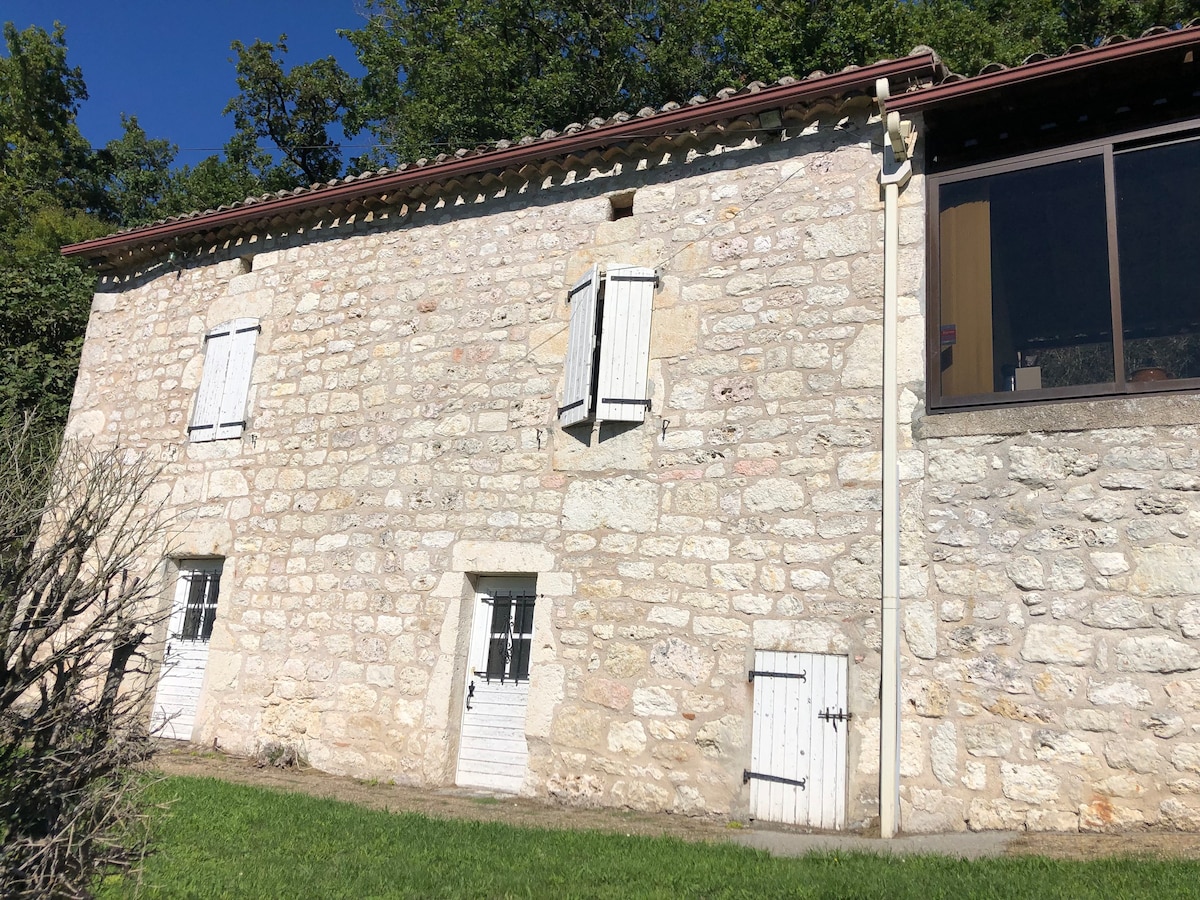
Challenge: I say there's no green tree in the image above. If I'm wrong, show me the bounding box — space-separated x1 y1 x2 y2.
225 35 357 184
0 22 102 249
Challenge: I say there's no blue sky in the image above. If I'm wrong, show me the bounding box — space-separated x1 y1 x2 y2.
4 1 366 166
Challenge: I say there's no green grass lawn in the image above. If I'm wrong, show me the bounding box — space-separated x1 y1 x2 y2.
102 776 1200 899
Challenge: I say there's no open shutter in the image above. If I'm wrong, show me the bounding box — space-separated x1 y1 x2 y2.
595 265 656 423
558 267 601 427
213 319 259 440
187 325 233 442
188 318 258 442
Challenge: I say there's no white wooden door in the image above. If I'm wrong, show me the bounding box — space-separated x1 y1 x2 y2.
151 560 223 741
455 577 536 792
747 650 849 829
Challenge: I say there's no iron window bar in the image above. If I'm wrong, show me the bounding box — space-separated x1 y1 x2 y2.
482 591 535 685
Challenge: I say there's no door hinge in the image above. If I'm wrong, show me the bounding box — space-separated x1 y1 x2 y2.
743 770 807 789
748 669 807 683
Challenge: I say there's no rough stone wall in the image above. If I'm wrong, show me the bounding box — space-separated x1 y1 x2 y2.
66 105 923 825
905 411 1200 832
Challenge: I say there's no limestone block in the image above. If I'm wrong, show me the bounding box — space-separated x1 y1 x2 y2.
1033 730 1097 769
583 681 633 715
1046 556 1087 591
742 478 804 513
960 654 1031 694
632 687 677 717
546 771 605 805
1104 738 1165 774
551 707 605 749
649 637 711 685
451 540 554 573
967 798 1025 831
902 788 967 834
964 722 1013 758
605 643 648 679
751 619 850 654
841 324 882 389
1080 797 1149 831
1115 635 1200 673
694 714 743 759
1032 667 1081 703
1021 624 1094 666
1026 809 1080 832
907 679 950 718
1008 556 1046 592
1008 446 1098 488
1165 679 1200 712
1121 545 1200 597
562 478 658 533
607 720 647 755
1084 596 1151 629
1086 679 1152 708
1142 712 1185 739
1160 798 1200 830
933 565 1009 597
1000 762 1060 803
902 601 937 659
928 448 989 485
930 722 958 785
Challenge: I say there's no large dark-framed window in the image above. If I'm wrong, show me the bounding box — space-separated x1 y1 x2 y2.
928 119 1200 410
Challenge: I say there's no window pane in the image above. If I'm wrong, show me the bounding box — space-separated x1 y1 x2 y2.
938 156 1114 399
1115 137 1200 383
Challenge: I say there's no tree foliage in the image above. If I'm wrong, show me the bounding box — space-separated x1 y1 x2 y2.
0 416 167 898
339 0 1200 163
225 35 358 184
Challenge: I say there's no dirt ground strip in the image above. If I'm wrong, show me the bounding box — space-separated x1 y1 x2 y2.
151 746 1200 860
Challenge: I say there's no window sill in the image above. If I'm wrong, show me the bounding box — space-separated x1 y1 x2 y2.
915 393 1200 439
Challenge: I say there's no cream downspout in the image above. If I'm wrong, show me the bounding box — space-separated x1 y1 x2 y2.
875 78 915 840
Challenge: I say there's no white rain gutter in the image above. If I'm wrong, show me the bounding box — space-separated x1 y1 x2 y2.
875 77 915 840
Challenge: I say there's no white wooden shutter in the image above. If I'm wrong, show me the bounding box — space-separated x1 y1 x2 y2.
188 318 258 442
595 265 656 423
188 326 232 442
213 319 259 440
558 267 601 427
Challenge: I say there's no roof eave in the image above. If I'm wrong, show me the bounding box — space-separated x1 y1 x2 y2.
887 26 1200 115
62 52 938 266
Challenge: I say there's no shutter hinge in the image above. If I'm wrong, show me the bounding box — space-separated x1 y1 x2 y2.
748 669 807 683
557 399 585 417
600 398 651 408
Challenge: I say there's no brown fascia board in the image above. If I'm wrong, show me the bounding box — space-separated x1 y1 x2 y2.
62 52 937 264
888 25 1200 114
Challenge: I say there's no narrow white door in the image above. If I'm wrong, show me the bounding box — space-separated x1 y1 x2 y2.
455 577 536 792
747 650 849 829
151 560 223 741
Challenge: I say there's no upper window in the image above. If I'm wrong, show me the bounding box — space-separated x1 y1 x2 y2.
558 264 657 427
929 124 1200 409
189 318 259 441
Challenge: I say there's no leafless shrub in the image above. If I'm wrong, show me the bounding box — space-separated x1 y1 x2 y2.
0 416 169 898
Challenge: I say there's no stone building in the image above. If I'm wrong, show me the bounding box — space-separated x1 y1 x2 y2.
62 24 1200 834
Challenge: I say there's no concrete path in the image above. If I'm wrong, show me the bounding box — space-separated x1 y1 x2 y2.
729 828 1017 860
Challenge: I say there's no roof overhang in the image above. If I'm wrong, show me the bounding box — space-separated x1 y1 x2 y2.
62 52 938 270
888 25 1200 116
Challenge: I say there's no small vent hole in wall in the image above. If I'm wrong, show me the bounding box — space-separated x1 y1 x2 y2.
609 192 635 220
238 255 254 274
